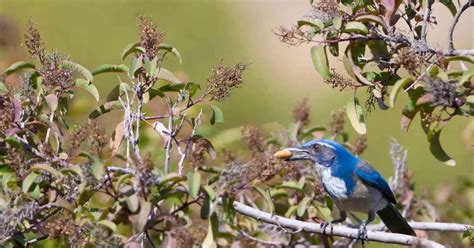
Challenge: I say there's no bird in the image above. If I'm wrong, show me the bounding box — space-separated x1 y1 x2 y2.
274 139 416 240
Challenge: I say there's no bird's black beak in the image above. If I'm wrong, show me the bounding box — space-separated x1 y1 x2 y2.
274 147 310 161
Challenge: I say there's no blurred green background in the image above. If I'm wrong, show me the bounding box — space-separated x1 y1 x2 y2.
0 0 472 191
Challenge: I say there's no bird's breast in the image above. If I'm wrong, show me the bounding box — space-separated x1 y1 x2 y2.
319 167 348 200
334 179 388 213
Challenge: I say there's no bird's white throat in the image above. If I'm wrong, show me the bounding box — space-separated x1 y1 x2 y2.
315 164 348 200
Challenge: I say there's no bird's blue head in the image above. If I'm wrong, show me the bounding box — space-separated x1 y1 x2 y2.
274 139 357 168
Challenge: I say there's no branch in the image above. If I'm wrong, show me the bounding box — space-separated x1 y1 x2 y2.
177 110 203 175
231 201 473 247
448 0 474 51
421 0 433 45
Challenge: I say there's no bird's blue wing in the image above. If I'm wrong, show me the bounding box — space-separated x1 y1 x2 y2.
355 162 397 204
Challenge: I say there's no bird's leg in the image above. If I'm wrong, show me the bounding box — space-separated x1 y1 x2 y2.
320 210 347 235
357 210 375 245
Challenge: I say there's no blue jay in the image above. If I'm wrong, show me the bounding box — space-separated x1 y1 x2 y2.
275 139 416 239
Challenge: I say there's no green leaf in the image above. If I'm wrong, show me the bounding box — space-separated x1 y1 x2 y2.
158 43 183 64
132 200 151 233
158 172 186 188
285 205 298 217
428 129 456 166
106 83 132 102
145 57 158 77
346 97 366 134
297 196 311 217
128 55 143 78
440 0 457 16
89 101 123 119
98 220 117 232
62 60 93 82
253 186 274 213
187 171 201 198
115 174 133 191
126 191 140 213
0 82 8 95
201 192 217 219
355 14 389 33
389 77 413 107
22 172 39 193
343 21 368 34
460 68 474 84
74 79 99 102
202 221 217 248
202 185 217 201
445 56 474 64
311 45 331 79
297 19 324 30
327 30 339 57
121 43 145 61
30 163 60 178
210 105 224 125
277 181 305 192
332 16 342 29
3 61 35 76
156 68 181 84
323 195 334 211
346 41 366 68
91 64 129 76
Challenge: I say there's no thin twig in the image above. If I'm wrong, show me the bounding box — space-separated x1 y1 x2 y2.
448 0 474 51
177 110 203 175
164 98 174 175
421 0 433 45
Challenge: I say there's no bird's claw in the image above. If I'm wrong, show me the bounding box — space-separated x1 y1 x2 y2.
356 222 368 245
320 222 330 235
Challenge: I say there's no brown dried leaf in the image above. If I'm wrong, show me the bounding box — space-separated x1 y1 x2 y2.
152 121 170 143
110 121 125 156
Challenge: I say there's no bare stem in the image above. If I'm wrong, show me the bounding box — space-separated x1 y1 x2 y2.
177 110 203 175
421 0 433 45
164 98 174 175
448 0 474 51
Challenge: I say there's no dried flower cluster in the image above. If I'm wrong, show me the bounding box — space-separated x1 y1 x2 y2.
351 135 367 156
139 16 165 59
24 21 45 62
69 121 107 155
162 226 206 248
274 25 308 46
329 110 345 136
308 0 340 24
324 69 355 91
293 98 310 126
44 213 77 238
206 60 248 101
0 202 39 242
425 79 464 108
0 96 14 132
218 144 284 197
394 47 422 74
39 52 73 88
221 148 236 164
241 125 265 153
188 138 209 167
365 86 386 113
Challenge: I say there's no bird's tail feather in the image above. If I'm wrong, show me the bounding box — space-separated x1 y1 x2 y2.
377 204 416 236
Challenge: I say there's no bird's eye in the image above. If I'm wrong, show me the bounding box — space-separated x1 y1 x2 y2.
313 144 320 150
